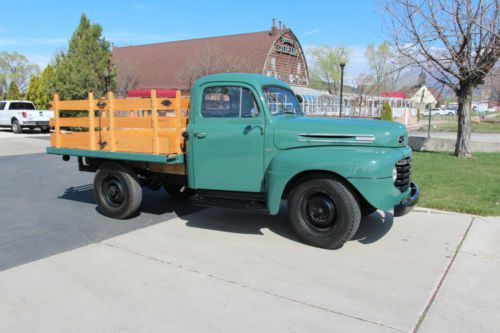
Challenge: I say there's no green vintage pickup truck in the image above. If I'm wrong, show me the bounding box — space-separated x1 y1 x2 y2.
48 73 419 249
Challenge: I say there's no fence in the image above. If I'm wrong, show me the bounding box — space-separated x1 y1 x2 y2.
50 90 189 155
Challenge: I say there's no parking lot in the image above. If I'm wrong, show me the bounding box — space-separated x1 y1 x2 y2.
1 130 499 332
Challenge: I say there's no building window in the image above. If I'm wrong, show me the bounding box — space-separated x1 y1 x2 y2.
270 57 276 70
297 62 301 74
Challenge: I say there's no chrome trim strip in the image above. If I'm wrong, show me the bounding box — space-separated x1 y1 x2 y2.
298 133 376 142
297 139 375 144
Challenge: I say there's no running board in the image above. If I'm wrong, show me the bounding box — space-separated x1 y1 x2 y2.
192 190 269 213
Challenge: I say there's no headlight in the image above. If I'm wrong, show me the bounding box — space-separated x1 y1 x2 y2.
392 167 398 182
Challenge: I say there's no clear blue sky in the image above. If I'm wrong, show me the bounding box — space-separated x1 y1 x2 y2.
0 0 385 78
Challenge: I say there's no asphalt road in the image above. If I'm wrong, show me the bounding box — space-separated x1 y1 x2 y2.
0 137 199 271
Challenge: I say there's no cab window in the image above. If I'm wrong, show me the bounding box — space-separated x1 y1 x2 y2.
202 86 259 118
8 102 35 110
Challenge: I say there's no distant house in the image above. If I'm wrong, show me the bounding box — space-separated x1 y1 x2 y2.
382 85 437 109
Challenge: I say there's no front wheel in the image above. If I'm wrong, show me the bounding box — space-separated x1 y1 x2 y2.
93 163 142 219
288 177 361 249
11 120 22 133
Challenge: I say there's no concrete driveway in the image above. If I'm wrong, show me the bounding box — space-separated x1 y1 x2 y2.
0 131 499 332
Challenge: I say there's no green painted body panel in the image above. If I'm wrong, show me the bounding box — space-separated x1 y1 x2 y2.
46 147 184 164
264 146 411 214
187 73 415 214
187 80 266 191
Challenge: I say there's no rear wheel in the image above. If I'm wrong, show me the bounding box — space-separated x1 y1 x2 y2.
41 127 51 133
11 120 22 133
288 177 361 249
164 184 192 199
94 163 142 219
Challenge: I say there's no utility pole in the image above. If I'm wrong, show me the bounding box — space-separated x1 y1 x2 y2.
339 62 345 118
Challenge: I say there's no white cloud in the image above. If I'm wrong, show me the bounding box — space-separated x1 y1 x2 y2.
107 31 193 45
301 24 334 37
0 37 67 46
25 55 52 68
133 3 150 11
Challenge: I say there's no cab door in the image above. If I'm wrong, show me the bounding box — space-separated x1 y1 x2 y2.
190 84 265 192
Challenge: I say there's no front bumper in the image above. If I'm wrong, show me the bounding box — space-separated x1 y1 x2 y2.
394 182 420 217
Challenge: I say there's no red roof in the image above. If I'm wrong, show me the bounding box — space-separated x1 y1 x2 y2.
127 89 177 98
381 92 407 99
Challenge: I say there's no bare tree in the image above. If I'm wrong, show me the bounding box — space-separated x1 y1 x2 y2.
179 45 261 88
386 0 500 157
352 73 376 116
0 51 40 95
365 42 409 93
114 61 138 97
308 45 350 94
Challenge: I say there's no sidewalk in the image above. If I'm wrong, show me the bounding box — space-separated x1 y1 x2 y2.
410 131 500 143
1 208 498 332
409 131 500 152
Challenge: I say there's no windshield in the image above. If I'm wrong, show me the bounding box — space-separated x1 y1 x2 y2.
263 86 302 116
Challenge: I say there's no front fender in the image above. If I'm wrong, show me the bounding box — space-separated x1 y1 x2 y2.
265 146 409 214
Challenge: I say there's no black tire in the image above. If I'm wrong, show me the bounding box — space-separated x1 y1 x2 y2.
288 177 361 249
361 202 377 217
41 127 51 133
11 119 22 133
164 184 192 199
93 163 142 219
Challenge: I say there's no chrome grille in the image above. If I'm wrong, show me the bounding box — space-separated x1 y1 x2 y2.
395 157 412 192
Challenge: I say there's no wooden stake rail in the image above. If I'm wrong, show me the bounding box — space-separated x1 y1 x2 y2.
50 90 189 155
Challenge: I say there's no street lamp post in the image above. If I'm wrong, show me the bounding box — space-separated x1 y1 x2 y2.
339 62 346 118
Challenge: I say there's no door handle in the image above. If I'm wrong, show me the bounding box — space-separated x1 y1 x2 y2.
243 125 264 135
194 132 207 138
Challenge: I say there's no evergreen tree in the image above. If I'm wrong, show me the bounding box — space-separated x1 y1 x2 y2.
36 65 56 109
54 14 116 99
24 75 40 103
381 102 393 121
6 81 21 100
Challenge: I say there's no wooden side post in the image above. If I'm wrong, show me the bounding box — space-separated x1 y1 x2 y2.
108 91 116 151
175 90 183 153
151 89 159 154
88 92 96 150
53 94 61 148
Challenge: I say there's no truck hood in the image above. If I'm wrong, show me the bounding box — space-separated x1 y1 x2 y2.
272 116 408 149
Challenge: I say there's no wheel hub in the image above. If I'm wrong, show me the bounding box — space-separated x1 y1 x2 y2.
102 176 124 206
306 194 336 229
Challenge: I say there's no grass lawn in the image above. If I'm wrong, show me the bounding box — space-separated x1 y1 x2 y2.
420 119 500 133
411 151 500 216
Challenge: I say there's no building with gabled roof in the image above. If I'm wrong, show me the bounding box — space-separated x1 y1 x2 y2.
112 19 309 92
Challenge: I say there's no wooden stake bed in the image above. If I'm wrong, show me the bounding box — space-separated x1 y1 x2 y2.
47 90 189 164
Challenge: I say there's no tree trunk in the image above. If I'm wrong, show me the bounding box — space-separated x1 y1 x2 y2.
454 88 473 157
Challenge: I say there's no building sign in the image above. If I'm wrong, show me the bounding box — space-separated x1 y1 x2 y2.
275 34 298 56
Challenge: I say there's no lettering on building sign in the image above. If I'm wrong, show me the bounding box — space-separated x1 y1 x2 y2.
275 34 298 56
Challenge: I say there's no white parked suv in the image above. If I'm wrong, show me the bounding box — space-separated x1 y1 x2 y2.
0 100 54 133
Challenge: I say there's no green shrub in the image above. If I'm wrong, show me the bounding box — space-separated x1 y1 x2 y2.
381 102 393 121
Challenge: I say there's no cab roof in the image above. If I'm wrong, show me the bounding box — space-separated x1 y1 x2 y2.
193 73 291 90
